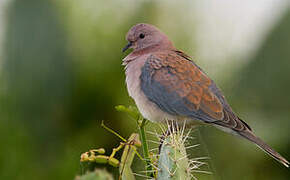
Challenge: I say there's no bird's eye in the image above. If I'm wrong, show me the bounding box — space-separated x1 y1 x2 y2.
139 33 145 39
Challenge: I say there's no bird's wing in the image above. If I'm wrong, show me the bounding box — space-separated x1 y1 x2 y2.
140 50 290 167
140 50 249 131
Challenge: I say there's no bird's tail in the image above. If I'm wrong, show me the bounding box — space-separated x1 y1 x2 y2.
238 130 289 168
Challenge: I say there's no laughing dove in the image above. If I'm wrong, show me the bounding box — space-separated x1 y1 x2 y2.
122 23 289 167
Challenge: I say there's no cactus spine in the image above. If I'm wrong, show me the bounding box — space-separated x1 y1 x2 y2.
157 124 191 180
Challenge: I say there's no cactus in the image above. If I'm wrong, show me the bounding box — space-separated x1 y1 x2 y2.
75 169 113 180
77 106 212 180
157 123 191 180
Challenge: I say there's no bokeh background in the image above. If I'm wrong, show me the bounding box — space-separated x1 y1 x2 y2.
0 0 289 179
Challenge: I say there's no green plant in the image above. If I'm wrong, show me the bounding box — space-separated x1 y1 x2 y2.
78 105 211 179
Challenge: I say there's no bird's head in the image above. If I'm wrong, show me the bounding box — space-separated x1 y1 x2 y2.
123 23 173 53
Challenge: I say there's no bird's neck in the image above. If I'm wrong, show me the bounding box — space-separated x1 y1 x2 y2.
133 42 175 56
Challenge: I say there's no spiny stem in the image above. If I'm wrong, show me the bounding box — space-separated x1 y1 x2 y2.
138 117 153 178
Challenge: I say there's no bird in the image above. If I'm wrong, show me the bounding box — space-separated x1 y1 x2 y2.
122 23 289 167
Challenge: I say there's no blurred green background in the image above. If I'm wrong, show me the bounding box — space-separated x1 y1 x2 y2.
0 0 289 179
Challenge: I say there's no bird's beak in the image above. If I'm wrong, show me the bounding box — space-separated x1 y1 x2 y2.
122 41 132 52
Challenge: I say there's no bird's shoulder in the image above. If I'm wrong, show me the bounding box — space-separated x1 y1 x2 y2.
143 50 213 93
144 50 194 69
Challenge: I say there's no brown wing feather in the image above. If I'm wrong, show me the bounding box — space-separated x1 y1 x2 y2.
150 51 224 119
146 51 290 167
148 50 249 131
